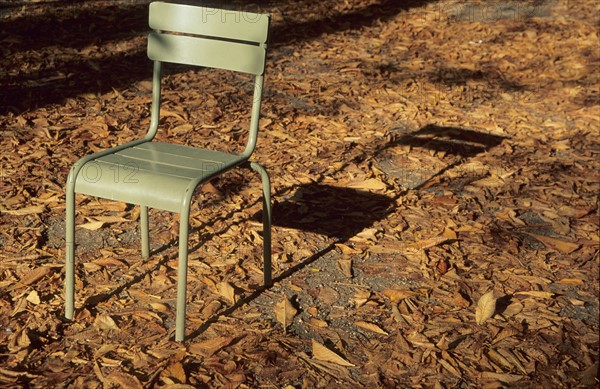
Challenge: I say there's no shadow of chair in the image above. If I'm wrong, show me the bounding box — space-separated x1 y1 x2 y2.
273 183 395 239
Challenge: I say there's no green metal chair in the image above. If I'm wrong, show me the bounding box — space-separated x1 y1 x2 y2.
65 2 272 341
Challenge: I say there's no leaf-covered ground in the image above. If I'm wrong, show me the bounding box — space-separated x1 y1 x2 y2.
1 0 598 387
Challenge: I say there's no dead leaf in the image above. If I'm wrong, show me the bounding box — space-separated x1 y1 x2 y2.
0 205 46 215
309 318 329 328
92 257 128 267
149 302 170 313
11 297 28 317
475 291 496 325
381 289 418 301
275 296 297 331
355 321 388 335
579 362 599 387
492 327 519 344
526 233 580 254
11 266 51 289
93 215 129 223
352 290 371 307
216 282 236 304
170 123 193 135
189 336 234 357
106 371 143 389
406 331 437 349
441 226 457 240
335 243 361 256
337 258 353 277
451 292 471 307
412 236 450 250
514 291 554 299
317 286 341 306
471 176 505 188
162 362 186 383
355 227 379 241
25 290 40 305
439 358 462 378
201 181 222 195
501 301 524 317
311 339 355 367
79 221 105 230
94 314 119 331
556 278 583 286
348 178 387 190
481 372 523 383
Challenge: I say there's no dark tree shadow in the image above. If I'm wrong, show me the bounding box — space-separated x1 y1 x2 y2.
268 0 436 46
0 0 436 114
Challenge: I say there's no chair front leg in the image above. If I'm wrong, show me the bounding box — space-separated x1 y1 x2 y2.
249 162 272 287
175 199 191 342
65 184 76 320
140 205 150 258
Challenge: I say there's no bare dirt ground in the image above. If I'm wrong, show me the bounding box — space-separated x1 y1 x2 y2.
0 0 598 387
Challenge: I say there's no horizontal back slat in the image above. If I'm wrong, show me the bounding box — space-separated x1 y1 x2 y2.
149 2 269 43
148 32 266 75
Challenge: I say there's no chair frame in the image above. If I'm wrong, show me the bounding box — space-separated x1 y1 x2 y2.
65 2 272 341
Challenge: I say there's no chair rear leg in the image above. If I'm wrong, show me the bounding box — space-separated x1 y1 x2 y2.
250 162 272 287
141 205 150 258
175 204 191 342
65 187 76 320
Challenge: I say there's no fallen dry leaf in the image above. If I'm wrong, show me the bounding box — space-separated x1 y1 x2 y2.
475 291 496 325
492 327 519 345
189 336 234 357
311 339 355 367
0 205 46 215
514 291 555 299
412 236 451 250
355 321 388 335
352 290 371 307
149 302 170 313
106 371 143 389
94 315 119 331
216 282 236 304
79 221 105 230
526 233 580 254
337 258 353 277
309 318 328 328
92 257 128 267
579 362 599 387
275 296 298 331
501 301 524 317
335 243 361 256
25 290 40 305
439 358 462 378
347 178 387 190
10 266 51 290
381 288 419 301
480 371 523 383
162 362 186 384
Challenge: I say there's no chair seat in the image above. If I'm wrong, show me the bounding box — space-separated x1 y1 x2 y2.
75 141 245 212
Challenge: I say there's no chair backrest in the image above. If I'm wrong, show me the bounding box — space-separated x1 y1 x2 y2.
146 2 270 158
148 2 269 75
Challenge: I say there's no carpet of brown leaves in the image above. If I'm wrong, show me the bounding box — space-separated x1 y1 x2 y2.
0 0 598 387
